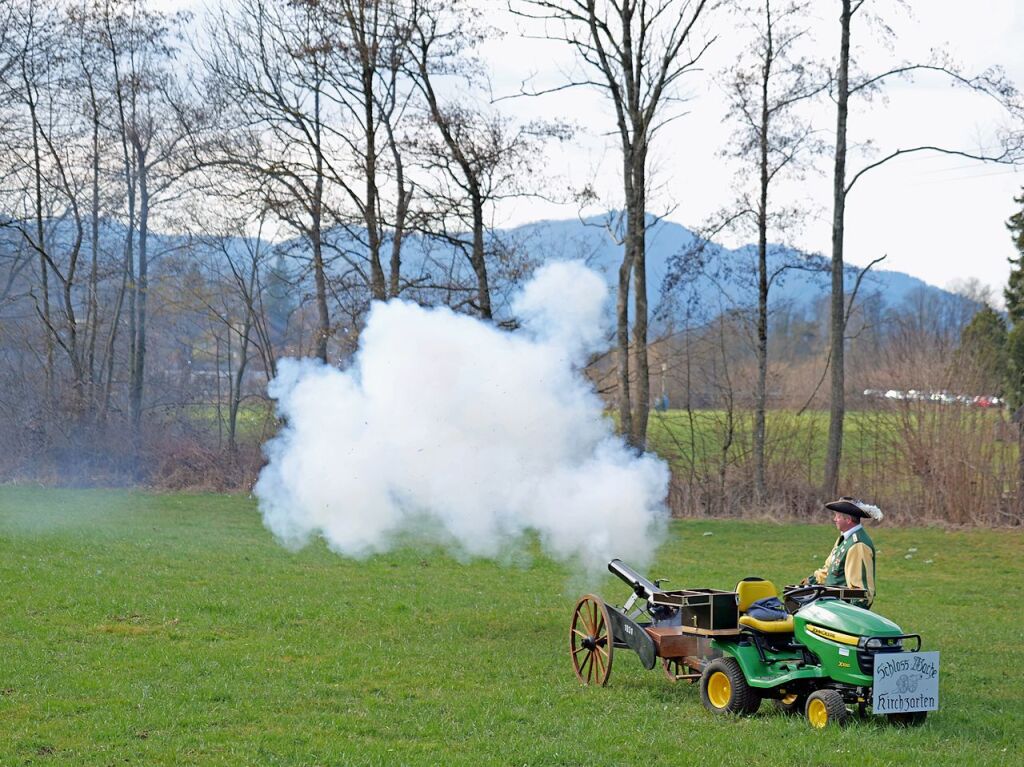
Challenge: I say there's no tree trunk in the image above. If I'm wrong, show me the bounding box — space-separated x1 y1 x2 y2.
312 88 330 363
363 68 386 302
229 319 252 455
100 256 127 421
87 86 100 392
108 28 136 428
1018 420 1024 520
823 0 852 498
312 168 329 363
130 150 149 463
630 176 650 450
754 9 773 501
388 135 408 299
27 79 53 400
616 230 634 444
229 273 257 454
471 194 492 320
718 315 736 516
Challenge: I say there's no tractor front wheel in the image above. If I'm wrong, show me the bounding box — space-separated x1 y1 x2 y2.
700 658 760 716
805 690 849 729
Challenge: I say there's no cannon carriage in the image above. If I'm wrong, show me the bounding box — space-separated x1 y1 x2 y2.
570 560 742 685
570 559 934 728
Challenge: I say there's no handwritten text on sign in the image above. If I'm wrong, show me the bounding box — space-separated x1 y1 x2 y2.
872 651 940 713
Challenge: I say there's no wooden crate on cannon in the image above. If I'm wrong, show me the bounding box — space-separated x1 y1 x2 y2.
651 589 740 633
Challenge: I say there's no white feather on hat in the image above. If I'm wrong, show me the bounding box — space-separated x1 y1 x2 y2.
854 500 884 521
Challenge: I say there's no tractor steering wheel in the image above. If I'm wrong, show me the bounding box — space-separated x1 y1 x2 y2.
785 585 829 609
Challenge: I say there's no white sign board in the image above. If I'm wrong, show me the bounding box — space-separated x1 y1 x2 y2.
872 651 940 713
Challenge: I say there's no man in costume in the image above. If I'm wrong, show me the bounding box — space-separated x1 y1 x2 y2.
803 497 883 609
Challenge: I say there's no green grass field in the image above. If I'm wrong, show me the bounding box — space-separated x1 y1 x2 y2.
1 487 1021 766
646 407 1012 468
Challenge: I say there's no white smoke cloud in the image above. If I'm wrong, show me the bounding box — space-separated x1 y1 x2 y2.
255 261 670 574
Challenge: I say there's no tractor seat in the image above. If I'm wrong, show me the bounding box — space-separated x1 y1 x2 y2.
736 578 794 634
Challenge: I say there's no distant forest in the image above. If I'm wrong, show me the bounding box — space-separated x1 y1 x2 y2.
2 1 1023 526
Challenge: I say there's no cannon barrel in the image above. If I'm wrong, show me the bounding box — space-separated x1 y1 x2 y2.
608 558 660 600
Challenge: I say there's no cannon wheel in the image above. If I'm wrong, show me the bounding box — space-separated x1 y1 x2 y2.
570 595 614 686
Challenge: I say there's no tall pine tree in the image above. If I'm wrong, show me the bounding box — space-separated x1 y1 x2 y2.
960 306 1008 394
1005 189 1024 324
1003 189 1024 519
1005 188 1024 405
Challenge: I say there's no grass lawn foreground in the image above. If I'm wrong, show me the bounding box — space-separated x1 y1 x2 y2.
1 487 1021 766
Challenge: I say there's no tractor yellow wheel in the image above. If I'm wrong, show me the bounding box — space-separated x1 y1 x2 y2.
707 672 731 708
700 658 760 716
805 690 849 729
773 692 806 715
807 698 829 727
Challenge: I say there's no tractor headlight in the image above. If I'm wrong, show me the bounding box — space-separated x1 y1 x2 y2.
858 636 902 651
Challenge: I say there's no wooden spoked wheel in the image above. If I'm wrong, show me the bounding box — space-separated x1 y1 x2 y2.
662 658 696 683
570 594 614 686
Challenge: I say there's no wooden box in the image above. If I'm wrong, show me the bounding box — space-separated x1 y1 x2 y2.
651 588 738 631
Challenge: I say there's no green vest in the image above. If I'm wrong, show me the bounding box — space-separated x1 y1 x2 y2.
812 527 876 608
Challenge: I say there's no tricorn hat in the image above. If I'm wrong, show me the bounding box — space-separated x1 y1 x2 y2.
825 496 884 521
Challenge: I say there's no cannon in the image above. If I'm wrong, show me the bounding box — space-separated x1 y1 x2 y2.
570 560 938 728
571 559 738 686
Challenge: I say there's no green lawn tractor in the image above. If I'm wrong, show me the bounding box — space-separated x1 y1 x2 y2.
569 560 938 728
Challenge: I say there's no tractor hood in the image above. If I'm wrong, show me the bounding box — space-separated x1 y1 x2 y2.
796 599 903 638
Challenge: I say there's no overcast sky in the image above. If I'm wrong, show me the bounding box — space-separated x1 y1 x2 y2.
166 1 1024 300
490 0 1024 302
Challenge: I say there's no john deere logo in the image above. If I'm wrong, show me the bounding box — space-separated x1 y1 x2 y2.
806 624 858 646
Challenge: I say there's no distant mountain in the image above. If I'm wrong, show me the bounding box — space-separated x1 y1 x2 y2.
2 213 970 327
488 215 967 325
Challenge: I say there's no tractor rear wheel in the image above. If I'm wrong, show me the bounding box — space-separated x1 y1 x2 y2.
886 711 927 727
773 692 806 715
569 595 613 686
700 658 761 716
805 690 849 729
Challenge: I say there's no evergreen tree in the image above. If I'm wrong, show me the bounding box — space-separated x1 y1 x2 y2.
1005 190 1024 323
1006 325 1024 410
960 306 1008 392
1005 190 1024 410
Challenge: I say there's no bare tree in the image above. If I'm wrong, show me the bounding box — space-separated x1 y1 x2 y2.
314 0 416 305
100 0 198 459
510 0 720 450
720 0 825 499
183 212 277 454
822 0 1024 496
67 2 111 395
200 0 338 362
409 0 568 320
0 0 100 412
1 1 59 398
199 0 417 360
